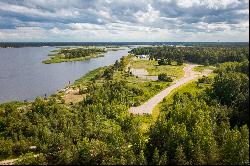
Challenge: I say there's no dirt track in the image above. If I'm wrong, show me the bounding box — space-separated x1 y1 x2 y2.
128 64 212 114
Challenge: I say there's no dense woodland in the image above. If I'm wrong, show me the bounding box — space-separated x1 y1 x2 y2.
0 45 249 165
129 45 249 65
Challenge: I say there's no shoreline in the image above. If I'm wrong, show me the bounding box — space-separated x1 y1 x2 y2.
0 62 109 106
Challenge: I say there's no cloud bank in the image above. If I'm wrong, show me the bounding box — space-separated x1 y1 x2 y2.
0 0 248 42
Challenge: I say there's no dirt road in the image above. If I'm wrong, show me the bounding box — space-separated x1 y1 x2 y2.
128 64 212 114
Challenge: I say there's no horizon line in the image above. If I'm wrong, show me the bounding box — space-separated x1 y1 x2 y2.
0 41 249 43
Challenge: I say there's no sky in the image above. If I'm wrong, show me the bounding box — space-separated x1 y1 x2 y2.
0 0 249 42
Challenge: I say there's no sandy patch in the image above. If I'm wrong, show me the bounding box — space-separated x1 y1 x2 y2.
129 68 158 81
63 87 85 104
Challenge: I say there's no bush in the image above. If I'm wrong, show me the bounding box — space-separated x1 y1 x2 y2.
158 73 173 82
103 67 114 80
79 86 87 94
15 153 47 165
198 76 212 84
177 58 184 65
158 59 167 65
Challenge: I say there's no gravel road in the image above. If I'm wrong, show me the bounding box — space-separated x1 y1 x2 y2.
128 64 212 114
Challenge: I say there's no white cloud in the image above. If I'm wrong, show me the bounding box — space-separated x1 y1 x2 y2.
134 4 160 23
177 0 200 8
235 9 249 15
0 1 79 19
68 22 161 32
69 23 105 30
194 22 231 32
0 27 48 40
0 0 248 42
98 10 112 19
177 0 241 9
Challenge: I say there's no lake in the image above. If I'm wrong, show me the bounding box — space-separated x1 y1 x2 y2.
0 47 130 103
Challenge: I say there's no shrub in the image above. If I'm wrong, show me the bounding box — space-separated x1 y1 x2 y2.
15 153 47 165
158 59 167 65
198 76 212 84
158 73 173 82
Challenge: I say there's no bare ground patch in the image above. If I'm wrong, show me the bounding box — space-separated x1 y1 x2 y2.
63 87 85 104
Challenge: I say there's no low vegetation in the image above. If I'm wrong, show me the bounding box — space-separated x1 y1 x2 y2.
158 73 173 82
130 59 184 80
193 65 215 72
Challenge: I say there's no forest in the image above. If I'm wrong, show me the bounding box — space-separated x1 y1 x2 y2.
129 45 249 66
0 45 249 165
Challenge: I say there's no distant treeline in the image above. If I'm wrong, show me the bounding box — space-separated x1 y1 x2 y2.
129 45 249 65
0 42 248 48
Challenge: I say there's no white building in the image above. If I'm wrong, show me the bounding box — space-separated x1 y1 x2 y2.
137 54 149 59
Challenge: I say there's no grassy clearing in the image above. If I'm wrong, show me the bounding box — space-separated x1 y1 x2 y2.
130 58 184 80
165 80 204 104
146 68 217 126
134 102 162 134
74 67 107 85
193 65 216 72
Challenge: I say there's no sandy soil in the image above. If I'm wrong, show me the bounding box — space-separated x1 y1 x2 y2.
0 159 18 165
128 64 212 114
126 58 158 81
129 68 158 81
63 87 85 104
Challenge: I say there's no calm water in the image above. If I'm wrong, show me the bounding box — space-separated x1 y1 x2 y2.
0 47 130 103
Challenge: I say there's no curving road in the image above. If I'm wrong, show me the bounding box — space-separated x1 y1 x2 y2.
128 63 212 115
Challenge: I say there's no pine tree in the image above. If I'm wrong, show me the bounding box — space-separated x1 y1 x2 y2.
191 144 206 165
175 145 188 165
159 152 168 165
137 150 147 165
152 148 160 165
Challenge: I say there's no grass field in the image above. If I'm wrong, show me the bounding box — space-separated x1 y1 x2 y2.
130 59 185 80
193 65 216 72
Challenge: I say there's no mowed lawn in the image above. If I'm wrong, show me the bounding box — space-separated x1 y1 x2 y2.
130 58 185 80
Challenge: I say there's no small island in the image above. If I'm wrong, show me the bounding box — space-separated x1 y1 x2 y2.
42 47 107 64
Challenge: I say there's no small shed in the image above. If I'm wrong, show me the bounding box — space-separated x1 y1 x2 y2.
137 54 148 59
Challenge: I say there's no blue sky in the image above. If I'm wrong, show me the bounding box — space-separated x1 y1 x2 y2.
0 0 249 42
